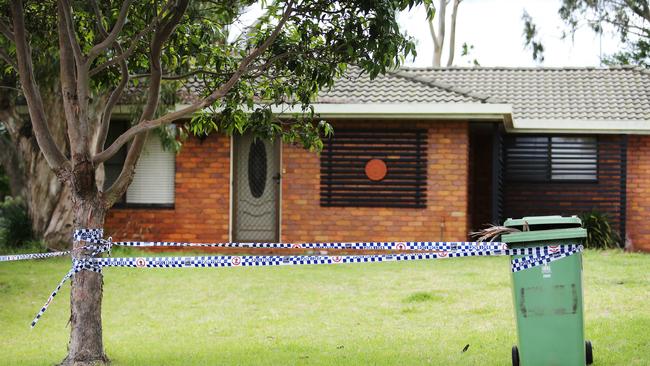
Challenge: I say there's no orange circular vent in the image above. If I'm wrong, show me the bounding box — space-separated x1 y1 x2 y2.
365 159 387 181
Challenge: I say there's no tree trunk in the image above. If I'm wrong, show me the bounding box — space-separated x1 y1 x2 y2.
26 148 74 248
0 85 106 249
0 88 74 249
0 133 25 198
446 0 461 67
61 161 108 366
433 0 446 67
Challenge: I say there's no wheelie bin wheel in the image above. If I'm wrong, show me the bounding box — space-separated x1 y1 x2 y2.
512 345 520 366
586 340 593 365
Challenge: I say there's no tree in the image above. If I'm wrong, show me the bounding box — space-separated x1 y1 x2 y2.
521 10 544 63
523 1 650 67
1 47 76 249
0 0 421 364
424 0 462 67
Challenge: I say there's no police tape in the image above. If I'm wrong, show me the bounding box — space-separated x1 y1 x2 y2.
2 229 583 327
27 240 583 328
2 237 507 263
90 245 582 270
73 228 510 252
0 241 566 262
31 259 102 328
0 251 71 262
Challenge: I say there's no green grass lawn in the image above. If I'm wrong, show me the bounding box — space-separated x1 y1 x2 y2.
0 250 648 365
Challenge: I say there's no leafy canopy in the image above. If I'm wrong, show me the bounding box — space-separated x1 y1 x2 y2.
523 0 650 67
0 0 421 151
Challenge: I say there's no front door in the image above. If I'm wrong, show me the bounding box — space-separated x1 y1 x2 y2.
233 133 281 242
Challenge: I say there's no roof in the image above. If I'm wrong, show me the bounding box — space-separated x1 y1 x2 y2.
315 68 493 104
121 64 650 132
172 66 493 104
318 65 650 122
396 66 650 121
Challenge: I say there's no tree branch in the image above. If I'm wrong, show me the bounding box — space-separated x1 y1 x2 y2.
57 0 90 159
59 0 93 156
91 0 130 155
0 48 17 69
10 0 69 173
624 0 650 22
428 18 439 48
446 0 460 66
103 0 192 204
130 68 231 80
87 0 133 64
603 18 650 38
59 0 84 67
95 1 294 167
434 0 446 67
89 0 175 77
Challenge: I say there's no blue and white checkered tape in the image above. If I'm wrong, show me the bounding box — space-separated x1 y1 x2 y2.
17 229 584 327
0 251 71 262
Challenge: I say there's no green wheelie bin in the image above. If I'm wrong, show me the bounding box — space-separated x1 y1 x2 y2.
501 215 593 366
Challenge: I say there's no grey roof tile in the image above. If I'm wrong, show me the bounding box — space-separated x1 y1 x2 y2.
315 67 485 104
398 66 650 120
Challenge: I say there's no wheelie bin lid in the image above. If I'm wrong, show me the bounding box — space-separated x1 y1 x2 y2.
501 215 586 243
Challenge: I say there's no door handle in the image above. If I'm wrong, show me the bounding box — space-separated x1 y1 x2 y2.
272 173 281 182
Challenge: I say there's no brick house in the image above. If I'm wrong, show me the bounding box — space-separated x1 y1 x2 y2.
105 66 650 252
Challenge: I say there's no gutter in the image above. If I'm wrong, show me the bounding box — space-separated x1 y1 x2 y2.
509 119 650 135
269 103 512 121
111 102 513 122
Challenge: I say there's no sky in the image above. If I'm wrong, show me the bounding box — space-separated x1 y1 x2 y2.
399 0 621 68
234 1 622 68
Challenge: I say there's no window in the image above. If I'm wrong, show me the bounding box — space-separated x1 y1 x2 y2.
320 129 427 208
104 121 175 207
505 136 597 182
550 137 597 181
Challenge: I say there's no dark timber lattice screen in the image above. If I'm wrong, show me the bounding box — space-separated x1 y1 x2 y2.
320 129 427 208
502 134 627 241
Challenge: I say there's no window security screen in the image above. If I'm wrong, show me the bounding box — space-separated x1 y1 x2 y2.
320 129 427 208
505 136 597 182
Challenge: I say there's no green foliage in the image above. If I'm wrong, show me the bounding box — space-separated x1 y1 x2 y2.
460 42 480 66
558 0 650 67
0 0 422 152
0 196 32 250
184 0 418 148
125 80 188 153
157 124 188 154
522 10 544 63
524 1 650 67
579 210 621 249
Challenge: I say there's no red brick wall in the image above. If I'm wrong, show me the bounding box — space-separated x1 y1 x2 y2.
105 134 231 242
105 121 470 245
627 136 650 251
281 120 469 242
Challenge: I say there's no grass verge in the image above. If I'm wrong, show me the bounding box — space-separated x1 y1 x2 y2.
0 250 648 365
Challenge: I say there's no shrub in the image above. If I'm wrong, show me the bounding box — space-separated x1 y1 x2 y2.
579 210 621 249
0 196 33 250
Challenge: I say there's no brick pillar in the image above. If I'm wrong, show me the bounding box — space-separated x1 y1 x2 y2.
627 136 650 251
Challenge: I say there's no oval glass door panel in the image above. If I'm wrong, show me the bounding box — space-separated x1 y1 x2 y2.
248 139 267 198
